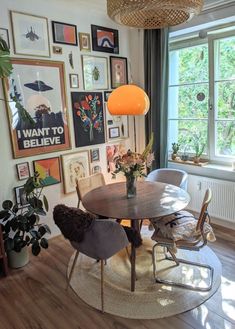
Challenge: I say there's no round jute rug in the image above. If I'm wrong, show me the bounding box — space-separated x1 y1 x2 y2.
68 233 221 319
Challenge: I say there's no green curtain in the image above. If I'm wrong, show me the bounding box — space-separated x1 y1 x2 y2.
144 29 169 169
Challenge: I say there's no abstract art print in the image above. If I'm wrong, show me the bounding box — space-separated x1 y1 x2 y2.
10 11 50 57
3 58 71 158
106 143 125 173
71 92 105 147
52 21 77 46
33 157 61 186
82 55 108 90
110 56 128 89
61 151 90 194
91 25 119 54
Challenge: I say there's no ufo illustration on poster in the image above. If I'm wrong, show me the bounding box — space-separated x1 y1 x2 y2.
24 80 53 92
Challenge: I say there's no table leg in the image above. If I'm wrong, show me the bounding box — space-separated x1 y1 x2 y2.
130 220 139 292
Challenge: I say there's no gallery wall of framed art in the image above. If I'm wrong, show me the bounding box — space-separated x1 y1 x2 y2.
0 0 136 237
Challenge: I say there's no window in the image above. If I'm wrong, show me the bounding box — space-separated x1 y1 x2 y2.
168 30 235 163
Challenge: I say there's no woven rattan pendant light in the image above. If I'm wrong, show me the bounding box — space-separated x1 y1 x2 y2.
107 0 203 29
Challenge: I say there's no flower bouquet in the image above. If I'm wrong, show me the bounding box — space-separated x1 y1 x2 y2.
112 134 154 198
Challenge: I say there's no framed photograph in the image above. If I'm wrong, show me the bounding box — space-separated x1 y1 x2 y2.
110 56 128 89
91 25 119 54
14 186 29 207
82 55 108 90
52 21 77 46
61 151 90 194
106 144 125 173
69 74 79 88
79 32 91 51
104 90 112 102
3 58 71 158
71 92 105 147
10 11 50 57
33 157 61 186
92 165 102 174
52 46 62 54
0 28 10 48
90 148 100 162
109 127 120 139
105 103 129 140
16 162 30 180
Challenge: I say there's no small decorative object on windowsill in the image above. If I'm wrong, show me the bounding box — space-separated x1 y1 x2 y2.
171 142 180 160
112 134 154 198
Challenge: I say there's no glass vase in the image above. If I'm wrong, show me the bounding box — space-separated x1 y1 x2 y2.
126 175 136 199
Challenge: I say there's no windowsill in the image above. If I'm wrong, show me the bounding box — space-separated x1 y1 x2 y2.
168 159 235 182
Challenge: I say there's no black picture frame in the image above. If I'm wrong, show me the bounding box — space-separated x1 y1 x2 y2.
91 24 119 54
0 28 10 49
14 186 29 207
90 148 100 162
71 92 105 147
109 127 120 139
52 21 78 46
104 90 113 102
110 56 128 89
16 162 30 180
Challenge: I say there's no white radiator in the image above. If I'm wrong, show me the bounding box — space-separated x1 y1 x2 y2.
187 175 235 224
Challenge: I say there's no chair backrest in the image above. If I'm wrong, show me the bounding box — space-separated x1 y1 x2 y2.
196 188 212 232
146 168 188 191
76 173 106 207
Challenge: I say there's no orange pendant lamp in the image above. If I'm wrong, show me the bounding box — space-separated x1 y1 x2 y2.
107 85 150 116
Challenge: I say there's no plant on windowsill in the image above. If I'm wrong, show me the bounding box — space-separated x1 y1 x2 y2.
0 172 50 268
192 134 206 164
171 142 180 160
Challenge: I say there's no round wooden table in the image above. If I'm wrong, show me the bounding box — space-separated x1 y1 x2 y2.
83 181 190 291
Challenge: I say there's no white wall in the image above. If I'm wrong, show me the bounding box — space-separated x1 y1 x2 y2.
0 0 142 237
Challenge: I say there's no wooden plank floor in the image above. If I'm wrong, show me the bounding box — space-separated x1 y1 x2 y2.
0 225 235 329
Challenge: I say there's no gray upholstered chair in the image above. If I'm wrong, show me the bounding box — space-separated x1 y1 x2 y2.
53 204 129 313
146 168 188 191
151 188 215 292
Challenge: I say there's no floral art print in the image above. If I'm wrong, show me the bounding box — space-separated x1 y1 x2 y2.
71 92 105 147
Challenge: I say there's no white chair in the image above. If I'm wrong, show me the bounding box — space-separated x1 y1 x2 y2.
151 188 215 292
146 168 188 191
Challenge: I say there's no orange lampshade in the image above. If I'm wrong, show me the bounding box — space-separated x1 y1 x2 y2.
107 85 150 115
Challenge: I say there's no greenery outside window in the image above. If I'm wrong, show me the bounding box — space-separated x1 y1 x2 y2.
168 29 235 164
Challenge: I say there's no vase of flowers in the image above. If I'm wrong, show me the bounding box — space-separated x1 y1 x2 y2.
112 135 154 199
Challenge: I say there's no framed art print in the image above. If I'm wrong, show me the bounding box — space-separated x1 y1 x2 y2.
0 28 10 48
104 90 113 102
61 151 90 194
79 32 91 51
10 11 50 57
110 56 128 89
90 148 100 162
109 127 120 139
16 162 30 180
69 74 79 88
33 157 61 186
92 165 102 174
71 92 105 147
106 143 125 173
82 55 108 90
91 25 119 54
14 185 29 207
52 21 77 46
3 58 71 158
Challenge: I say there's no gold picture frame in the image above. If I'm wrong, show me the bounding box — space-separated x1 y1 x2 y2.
79 32 91 52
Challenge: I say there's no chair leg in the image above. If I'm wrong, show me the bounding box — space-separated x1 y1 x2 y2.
100 259 104 313
67 250 79 290
153 244 214 292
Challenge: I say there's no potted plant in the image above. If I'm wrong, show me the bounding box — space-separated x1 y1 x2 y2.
0 172 50 268
193 141 205 164
171 142 180 160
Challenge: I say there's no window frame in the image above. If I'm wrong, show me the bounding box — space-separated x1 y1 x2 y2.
169 29 235 165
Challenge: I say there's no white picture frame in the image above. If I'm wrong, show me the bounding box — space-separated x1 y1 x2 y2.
10 11 50 57
82 55 108 90
61 151 90 194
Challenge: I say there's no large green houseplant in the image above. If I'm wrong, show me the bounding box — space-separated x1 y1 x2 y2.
0 172 50 260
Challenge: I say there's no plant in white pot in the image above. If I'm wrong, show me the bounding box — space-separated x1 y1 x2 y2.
0 172 50 268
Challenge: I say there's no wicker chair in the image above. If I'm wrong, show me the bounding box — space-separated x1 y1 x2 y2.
151 188 215 292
